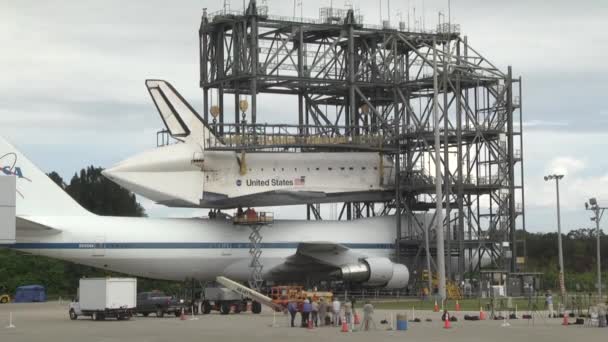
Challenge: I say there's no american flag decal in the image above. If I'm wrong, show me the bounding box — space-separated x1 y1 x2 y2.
294 176 305 186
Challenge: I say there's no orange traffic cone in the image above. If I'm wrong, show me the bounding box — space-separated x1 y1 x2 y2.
434 301 439 312
562 312 568 326
444 313 451 329
479 307 486 320
180 308 187 320
341 318 349 332
455 300 461 312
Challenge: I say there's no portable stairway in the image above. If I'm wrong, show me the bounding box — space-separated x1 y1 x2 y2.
421 271 463 300
216 276 284 312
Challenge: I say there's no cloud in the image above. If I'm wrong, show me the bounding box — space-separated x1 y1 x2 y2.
517 120 569 129
546 157 586 177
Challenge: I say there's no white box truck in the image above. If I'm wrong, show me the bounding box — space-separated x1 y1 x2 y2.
69 278 137 321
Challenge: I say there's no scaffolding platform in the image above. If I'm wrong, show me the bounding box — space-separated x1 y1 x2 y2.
232 211 274 225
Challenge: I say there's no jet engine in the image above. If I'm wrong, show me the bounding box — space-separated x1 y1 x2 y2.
339 257 409 289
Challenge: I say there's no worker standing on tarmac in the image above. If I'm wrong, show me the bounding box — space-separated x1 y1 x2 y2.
343 298 353 325
311 298 319 327
362 301 376 331
288 300 298 327
302 299 312 327
332 297 341 326
545 290 554 318
318 298 327 326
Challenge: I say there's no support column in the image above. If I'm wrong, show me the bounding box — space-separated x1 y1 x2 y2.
393 36 401 262
456 41 465 280
507 66 517 272
200 11 209 122
443 41 451 280
433 37 447 300
250 10 258 124
217 27 225 135
518 77 527 270
298 25 304 136
234 23 241 131
348 20 356 136
235 90 241 132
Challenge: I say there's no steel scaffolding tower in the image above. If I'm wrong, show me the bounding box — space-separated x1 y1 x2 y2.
199 1 525 282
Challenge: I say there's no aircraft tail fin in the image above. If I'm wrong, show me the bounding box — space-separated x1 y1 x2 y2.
0 136 91 217
145 79 222 148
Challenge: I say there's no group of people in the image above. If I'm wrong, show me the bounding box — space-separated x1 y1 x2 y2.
235 207 258 221
286 297 376 330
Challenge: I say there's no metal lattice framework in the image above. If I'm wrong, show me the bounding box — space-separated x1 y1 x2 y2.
198 1 525 283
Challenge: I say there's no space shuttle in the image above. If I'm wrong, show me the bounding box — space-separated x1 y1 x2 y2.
0 136 409 288
102 80 395 209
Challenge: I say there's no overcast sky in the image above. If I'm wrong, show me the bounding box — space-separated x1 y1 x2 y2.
1 0 607 232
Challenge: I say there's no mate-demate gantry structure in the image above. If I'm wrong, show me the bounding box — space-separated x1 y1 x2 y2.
198 1 525 288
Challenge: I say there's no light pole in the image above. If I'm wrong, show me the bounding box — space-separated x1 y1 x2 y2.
585 198 605 300
544 174 566 300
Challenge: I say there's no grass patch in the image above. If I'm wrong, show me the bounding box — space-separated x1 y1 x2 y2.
365 297 551 312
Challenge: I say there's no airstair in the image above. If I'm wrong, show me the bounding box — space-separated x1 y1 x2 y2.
216 276 284 312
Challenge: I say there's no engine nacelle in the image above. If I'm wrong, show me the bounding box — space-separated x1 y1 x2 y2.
339 257 409 289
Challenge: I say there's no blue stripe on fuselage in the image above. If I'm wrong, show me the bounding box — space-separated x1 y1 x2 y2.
0 242 394 249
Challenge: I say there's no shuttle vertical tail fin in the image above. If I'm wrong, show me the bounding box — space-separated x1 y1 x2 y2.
0 136 91 217
145 79 222 148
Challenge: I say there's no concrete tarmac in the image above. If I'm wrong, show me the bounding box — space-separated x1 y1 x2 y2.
0 302 605 342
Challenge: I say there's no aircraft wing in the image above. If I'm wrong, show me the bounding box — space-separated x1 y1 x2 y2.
265 241 364 280
263 241 410 289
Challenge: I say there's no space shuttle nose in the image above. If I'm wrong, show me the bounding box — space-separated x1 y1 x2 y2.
101 157 141 183
101 168 111 180
100 162 138 191
101 144 205 206
101 166 121 182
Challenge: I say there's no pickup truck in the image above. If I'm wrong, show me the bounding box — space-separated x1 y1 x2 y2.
136 291 185 318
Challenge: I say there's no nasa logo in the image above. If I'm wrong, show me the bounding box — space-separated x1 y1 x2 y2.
236 179 242 186
2 166 24 178
0 153 25 178
0 152 31 198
